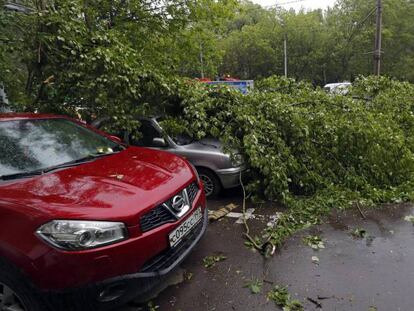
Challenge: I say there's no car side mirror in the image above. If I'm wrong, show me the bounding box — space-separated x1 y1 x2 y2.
109 135 122 143
152 137 168 147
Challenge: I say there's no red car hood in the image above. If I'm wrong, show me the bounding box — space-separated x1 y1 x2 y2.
0 147 194 226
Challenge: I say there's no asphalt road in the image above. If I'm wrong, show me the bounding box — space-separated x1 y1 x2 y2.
122 190 414 311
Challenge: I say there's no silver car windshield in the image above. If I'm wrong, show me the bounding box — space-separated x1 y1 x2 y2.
156 117 194 146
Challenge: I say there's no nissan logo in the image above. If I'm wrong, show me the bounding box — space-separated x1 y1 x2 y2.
171 195 185 212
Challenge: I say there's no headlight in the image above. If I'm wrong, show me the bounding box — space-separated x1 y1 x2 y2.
36 220 127 251
230 153 244 167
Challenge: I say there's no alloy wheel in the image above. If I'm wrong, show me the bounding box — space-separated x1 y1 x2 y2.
200 174 214 197
0 282 27 311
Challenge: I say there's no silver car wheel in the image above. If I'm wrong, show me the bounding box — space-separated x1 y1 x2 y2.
0 283 27 311
200 174 215 197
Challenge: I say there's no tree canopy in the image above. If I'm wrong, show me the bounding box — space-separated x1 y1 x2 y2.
1 0 414 115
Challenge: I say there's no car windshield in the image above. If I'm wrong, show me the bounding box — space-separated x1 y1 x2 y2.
0 118 121 176
155 117 194 146
173 133 194 146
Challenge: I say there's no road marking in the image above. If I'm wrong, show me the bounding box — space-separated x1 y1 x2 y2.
236 208 255 224
227 210 282 225
210 206 282 225
226 212 244 218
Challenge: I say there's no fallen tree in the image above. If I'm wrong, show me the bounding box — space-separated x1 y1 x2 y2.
163 75 414 251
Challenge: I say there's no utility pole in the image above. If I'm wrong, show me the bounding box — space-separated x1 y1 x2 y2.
274 0 304 77
373 0 383 75
284 34 288 77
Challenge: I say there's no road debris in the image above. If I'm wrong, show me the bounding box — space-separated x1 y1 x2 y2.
317 295 332 300
184 272 193 281
203 254 227 268
208 203 239 222
244 279 263 294
404 215 414 224
351 228 367 238
307 297 322 309
239 172 276 257
267 285 304 311
303 235 325 250
266 214 282 228
312 256 320 264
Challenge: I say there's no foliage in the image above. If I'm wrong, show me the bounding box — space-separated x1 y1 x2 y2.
163 75 414 249
147 301 159 311
351 228 367 239
404 215 414 224
267 285 304 311
4 0 414 111
302 235 325 250
1 0 195 130
220 0 414 83
244 279 263 294
3 0 414 253
202 254 227 268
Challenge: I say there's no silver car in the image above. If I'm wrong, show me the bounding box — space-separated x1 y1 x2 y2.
92 117 244 198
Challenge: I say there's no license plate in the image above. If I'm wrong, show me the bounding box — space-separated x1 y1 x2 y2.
169 208 203 247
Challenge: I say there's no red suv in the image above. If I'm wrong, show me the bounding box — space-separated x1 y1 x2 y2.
0 114 207 310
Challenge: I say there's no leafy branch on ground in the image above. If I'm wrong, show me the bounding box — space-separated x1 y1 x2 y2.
267 285 304 311
244 279 263 294
164 75 414 253
202 254 227 268
302 235 325 250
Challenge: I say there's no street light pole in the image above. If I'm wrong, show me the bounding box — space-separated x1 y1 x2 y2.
373 0 383 75
199 43 205 79
284 33 288 77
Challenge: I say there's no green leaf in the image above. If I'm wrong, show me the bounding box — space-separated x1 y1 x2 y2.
203 254 227 268
245 279 263 294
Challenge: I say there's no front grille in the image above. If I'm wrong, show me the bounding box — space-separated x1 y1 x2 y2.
139 182 200 233
140 217 204 273
140 205 176 232
187 182 199 205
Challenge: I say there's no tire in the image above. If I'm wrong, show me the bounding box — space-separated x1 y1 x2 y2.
0 259 48 311
197 168 222 199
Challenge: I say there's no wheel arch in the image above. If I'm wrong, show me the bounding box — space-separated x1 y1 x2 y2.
0 242 38 287
194 166 223 187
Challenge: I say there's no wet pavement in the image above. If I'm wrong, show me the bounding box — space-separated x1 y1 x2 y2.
123 189 414 311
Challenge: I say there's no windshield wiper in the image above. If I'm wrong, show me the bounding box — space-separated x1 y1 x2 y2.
0 152 121 181
42 152 119 173
0 170 43 181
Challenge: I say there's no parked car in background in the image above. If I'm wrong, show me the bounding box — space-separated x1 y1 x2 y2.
324 82 351 95
0 113 207 310
92 116 245 198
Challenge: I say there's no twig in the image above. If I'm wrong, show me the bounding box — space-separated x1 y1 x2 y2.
239 171 262 251
307 297 322 309
356 201 366 219
239 171 275 256
317 295 332 300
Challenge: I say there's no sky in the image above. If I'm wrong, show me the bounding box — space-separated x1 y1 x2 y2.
251 0 337 11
